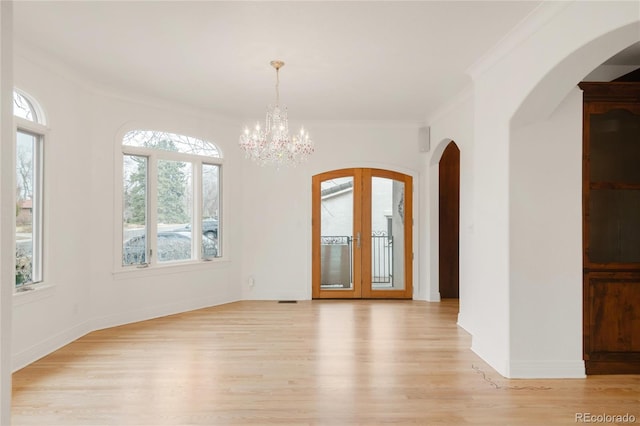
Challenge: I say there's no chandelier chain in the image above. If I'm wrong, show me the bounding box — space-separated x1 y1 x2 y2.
275 67 280 106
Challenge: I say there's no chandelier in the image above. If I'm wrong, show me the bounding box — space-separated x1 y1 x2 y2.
239 60 314 167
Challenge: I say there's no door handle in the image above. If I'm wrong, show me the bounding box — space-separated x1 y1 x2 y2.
356 232 361 249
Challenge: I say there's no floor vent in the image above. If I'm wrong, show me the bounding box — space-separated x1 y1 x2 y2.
278 300 298 304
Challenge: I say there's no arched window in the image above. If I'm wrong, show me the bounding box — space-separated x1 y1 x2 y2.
122 130 220 157
13 91 36 121
121 130 222 268
14 89 46 290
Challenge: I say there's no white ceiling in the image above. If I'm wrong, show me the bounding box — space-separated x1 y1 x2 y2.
14 1 548 122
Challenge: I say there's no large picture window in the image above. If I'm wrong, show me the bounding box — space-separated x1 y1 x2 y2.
121 130 222 268
14 89 46 290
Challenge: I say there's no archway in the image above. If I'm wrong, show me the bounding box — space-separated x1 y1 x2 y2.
505 11 640 376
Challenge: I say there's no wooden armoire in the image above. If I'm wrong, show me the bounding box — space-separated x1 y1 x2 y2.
579 81 640 374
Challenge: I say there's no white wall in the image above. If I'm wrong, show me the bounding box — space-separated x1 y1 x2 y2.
0 2 13 423
504 2 639 378
425 1 640 378
12 51 94 371
10 45 424 373
469 1 640 377
11 48 244 371
86 91 243 332
470 81 512 376
509 87 583 378
425 91 474 316
240 122 423 300
6 6 639 408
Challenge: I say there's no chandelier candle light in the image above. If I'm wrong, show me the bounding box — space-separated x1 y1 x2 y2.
239 60 314 167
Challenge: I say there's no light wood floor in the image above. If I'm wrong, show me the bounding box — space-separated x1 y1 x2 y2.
11 300 640 425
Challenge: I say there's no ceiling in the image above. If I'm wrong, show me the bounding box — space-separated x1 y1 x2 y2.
13 1 551 123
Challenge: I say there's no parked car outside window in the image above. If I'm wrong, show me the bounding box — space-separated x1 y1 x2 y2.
183 218 218 239
123 231 217 265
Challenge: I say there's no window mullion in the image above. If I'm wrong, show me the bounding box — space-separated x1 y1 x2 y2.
33 134 43 282
15 118 48 135
193 161 202 260
147 154 158 267
123 146 222 165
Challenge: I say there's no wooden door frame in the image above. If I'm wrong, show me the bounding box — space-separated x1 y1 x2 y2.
312 168 413 299
361 169 413 299
312 169 362 299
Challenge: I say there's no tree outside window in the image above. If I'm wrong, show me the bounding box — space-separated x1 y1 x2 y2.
122 130 221 267
14 90 45 289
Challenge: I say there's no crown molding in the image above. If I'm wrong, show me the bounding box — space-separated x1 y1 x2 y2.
425 84 473 126
467 1 572 80
14 40 241 125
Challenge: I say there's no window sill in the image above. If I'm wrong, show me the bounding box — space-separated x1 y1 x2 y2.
13 284 56 306
112 258 230 280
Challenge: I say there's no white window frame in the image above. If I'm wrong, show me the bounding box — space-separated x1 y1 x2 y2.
116 130 223 273
13 89 47 292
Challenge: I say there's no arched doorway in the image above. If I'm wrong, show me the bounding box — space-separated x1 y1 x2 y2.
505 18 640 376
439 142 460 299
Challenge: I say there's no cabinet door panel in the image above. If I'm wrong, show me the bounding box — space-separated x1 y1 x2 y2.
589 109 640 184
589 189 640 263
588 275 640 353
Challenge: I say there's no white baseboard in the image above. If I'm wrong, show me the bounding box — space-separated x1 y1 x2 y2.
456 312 472 335
471 339 586 379
12 320 92 372
12 295 239 372
508 360 586 378
427 291 441 302
471 340 510 378
89 295 239 332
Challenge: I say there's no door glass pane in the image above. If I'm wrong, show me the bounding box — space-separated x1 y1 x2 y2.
589 189 640 263
320 177 353 289
157 160 192 263
123 155 147 265
590 109 640 184
371 177 405 290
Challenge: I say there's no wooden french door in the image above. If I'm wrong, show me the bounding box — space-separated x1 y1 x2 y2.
312 168 413 299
